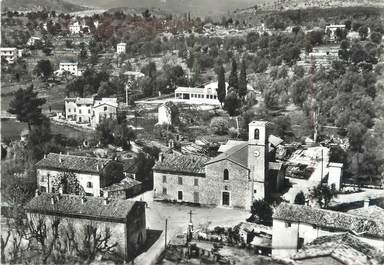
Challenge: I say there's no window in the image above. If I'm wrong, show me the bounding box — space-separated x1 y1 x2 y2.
162 175 167 183
162 187 167 195
79 109 82 114
178 190 183 200
224 169 229 181
104 106 107 111
222 191 230 206
88 109 90 114
68 108 71 113
254 129 260 140
87 182 93 188
285 222 291 228
178 176 183 185
194 178 198 186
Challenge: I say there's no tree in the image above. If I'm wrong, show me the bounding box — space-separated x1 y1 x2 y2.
228 58 238 91
34 60 53 81
8 85 46 130
370 31 382 44
217 65 226 106
51 172 83 195
223 90 241 117
359 25 369 40
238 59 247 98
309 184 337 209
294 191 306 205
247 199 273 225
210 117 229 135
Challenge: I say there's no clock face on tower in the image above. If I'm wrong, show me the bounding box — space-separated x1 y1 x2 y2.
254 150 260 157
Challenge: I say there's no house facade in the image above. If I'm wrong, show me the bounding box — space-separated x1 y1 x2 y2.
271 203 384 259
59 62 79 75
174 82 228 105
325 24 346 41
117 43 127 54
25 193 146 261
153 121 284 209
64 97 118 127
35 153 124 197
1 48 18 63
69 21 81 34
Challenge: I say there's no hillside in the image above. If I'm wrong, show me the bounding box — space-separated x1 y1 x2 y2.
1 0 88 13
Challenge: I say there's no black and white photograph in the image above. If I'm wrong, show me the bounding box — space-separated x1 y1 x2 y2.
0 0 384 264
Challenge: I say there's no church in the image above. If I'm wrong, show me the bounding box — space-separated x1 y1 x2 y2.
152 121 284 209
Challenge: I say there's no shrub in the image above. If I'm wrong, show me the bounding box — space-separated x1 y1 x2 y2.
210 117 229 135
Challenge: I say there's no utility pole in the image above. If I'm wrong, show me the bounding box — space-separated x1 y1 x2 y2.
165 218 168 248
321 149 324 181
187 210 193 243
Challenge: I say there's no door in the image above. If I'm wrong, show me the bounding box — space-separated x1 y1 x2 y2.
193 192 199 204
222 191 230 206
178 190 183 201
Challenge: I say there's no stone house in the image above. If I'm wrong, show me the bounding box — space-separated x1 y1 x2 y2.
59 62 79 76
25 193 146 261
153 121 284 209
271 203 384 259
64 97 118 127
69 21 81 34
35 153 125 197
102 177 142 199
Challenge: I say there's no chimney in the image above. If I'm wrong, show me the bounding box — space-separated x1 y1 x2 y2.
96 164 100 171
168 139 174 149
81 196 86 204
50 196 55 205
158 152 164 162
59 152 63 163
103 197 109 205
44 154 47 159
364 198 370 208
35 189 40 197
58 186 63 195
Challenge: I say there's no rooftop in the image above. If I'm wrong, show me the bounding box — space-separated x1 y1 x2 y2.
347 205 384 223
175 86 206 94
292 233 380 265
35 153 111 174
25 193 142 222
153 153 210 176
273 203 384 239
103 177 142 192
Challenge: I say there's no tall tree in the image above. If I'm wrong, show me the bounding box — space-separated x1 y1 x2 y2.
8 85 46 130
217 65 226 106
33 60 53 81
223 90 242 117
238 59 247 99
228 58 238 91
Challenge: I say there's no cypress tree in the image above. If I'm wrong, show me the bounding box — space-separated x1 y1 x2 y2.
228 58 238 91
217 65 226 106
239 59 247 98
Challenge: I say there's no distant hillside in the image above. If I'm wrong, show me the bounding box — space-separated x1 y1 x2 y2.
1 0 88 13
63 0 270 17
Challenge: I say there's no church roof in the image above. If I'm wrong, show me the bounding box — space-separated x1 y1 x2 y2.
206 143 249 169
153 153 210 176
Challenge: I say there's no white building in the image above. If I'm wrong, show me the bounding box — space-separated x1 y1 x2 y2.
271 203 384 259
35 153 119 197
174 82 229 105
117 43 127 54
26 36 42 46
69 21 81 34
64 97 118 128
1 48 18 64
325 24 346 41
59 62 79 76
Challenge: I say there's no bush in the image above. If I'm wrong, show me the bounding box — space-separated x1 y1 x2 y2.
294 191 306 205
210 117 229 135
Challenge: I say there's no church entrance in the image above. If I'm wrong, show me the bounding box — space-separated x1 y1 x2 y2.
222 191 230 206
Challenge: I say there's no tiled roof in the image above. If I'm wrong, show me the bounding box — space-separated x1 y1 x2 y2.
35 153 111 174
292 233 380 265
348 206 384 223
175 86 205 94
25 193 142 222
273 203 384 239
153 153 210 176
76 98 94 105
206 143 249 169
103 177 142 191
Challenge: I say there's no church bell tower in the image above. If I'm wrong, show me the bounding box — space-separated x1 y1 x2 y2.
247 121 268 201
